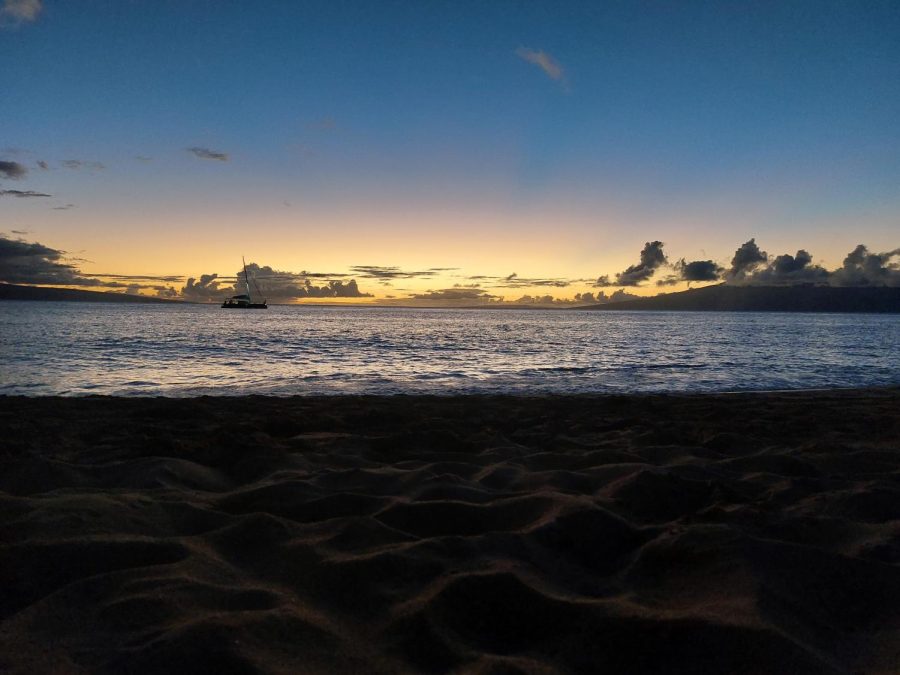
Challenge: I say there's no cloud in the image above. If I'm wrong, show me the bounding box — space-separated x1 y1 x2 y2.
180 263 372 302
134 156 153 162
657 259 724 286
0 0 41 26
516 47 565 83
584 289 640 304
409 288 500 303
746 249 829 285
61 159 105 171
349 265 439 280
0 234 99 286
52 203 76 210
596 240 667 286
510 288 641 306
37 160 48 170
181 273 222 301
726 238 768 281
718 239 898 287
830 245 900 287
0 160 27 179
92 273 185 283
458 272 573 288
187 147 229 162
0 189 51 198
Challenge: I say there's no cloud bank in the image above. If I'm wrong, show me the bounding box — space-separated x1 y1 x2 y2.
180 263 372 302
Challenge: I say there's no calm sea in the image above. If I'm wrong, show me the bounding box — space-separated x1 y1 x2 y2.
1 301 898 396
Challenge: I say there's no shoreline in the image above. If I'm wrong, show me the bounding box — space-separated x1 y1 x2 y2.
3 384 899 400
2 388 899 673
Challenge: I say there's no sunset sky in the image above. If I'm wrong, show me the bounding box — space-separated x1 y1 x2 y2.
2 1 899 303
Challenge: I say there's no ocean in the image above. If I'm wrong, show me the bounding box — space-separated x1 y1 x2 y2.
1 301 898 396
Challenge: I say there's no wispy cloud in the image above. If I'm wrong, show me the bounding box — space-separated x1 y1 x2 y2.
516 47 567 87
0 160 27 179
0 189 51 198
0 0 42 27
52 203 76 210
187 146 229 162
349 265 440 280
61 159 105 171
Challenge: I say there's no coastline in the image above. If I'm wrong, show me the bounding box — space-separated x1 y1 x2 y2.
2 389 899 673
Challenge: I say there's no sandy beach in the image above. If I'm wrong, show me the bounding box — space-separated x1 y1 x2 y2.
1 389 899 674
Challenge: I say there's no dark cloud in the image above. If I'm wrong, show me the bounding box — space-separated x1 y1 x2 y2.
831 245 900 287
0 235 97 286
678 259 723 282
749 249 829 285
719 240 899 287
349 265 438 280
0 160 27 179
726 238 768 281
0 189 52 198
94 273 185 283
187 147 229 162
61 159 105 171
37 160 48 170
595 240 667 286
657 259 724 286
52 203 76 210
491 273 571 288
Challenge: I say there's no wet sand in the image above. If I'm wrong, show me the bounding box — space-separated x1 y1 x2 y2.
1 390 899 674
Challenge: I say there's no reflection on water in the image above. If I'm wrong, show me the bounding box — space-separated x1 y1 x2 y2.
1 302 898 396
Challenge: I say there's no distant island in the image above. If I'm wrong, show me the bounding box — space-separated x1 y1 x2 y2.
3 282 900 312
581 284 900 313
0 283 183 304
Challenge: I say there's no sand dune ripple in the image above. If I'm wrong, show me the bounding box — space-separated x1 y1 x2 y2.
1 390 899 673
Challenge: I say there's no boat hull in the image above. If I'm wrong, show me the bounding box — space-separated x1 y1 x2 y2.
221 303 268 309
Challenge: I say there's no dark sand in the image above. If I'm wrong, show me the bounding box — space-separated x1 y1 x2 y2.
2 390 899 674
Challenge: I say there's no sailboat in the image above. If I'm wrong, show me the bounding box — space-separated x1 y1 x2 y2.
221 257 268 309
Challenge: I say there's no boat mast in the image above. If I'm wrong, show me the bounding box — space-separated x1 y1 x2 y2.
242 256 252 303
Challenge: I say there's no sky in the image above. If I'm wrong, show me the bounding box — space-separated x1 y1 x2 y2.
1 0 899 303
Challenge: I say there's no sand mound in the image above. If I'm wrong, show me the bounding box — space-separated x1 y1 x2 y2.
1 389 899 673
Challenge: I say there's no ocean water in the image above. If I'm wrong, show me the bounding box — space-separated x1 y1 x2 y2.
1 301 898 396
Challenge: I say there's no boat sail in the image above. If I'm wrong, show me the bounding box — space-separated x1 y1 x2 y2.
221 257 268 309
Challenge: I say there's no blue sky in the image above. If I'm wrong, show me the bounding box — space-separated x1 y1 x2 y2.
1 0 899 301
